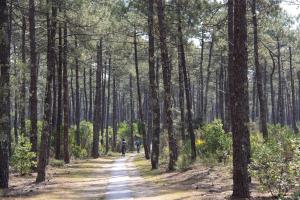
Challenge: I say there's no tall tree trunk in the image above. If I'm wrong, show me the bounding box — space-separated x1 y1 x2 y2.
156 0 178 171
225 0 233 133
252 0 268 139
112 72 117 151
101 61 106 145
29 0 38 156
0 0 10 188
129 74 134 151
75 38 80 146
230 0 250 198
277 37 284 125
89 66 93 121
105 58 111 154
269 51 276 124
55 16 63 160
219 55 225 124
134 29 150 159
83 67 88 120
36 0 57 183
63 19 69 163
199 28 205 123
203 35 214 122
289 47 298 133
176 0 196 160
92 40 102 158
20 15 26 135
148 0 160 169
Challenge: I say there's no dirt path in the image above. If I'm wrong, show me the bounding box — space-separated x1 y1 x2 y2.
2 156 116 200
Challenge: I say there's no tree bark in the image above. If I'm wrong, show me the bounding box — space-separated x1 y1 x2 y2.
134 29 150 159
105 57 111 154
0 0 10 188
230 0 250 198
129 74 134 151
176 0 196 160
156 0 178 171
75 38 80 146
92 40 102 158
36 0 57 183
289 47 298 133
112 72 117 151
63 19 69 163
29 0 38 156
252 0 268 139
20 15 26 136
277 37 284 125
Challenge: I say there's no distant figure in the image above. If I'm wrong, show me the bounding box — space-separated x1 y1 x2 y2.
135 140 141 153
121 138 127 156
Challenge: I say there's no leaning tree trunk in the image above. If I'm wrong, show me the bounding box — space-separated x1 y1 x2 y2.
0 0 11 188
134 29 150 159
176 0 196 161
230 0 251 198
252 0 268 139
148 0 160 169
29 0 38 157
156 0 178 171
289 47 298 133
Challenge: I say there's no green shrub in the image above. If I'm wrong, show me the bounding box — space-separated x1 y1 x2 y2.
249 125 300 198
176 141 192 170
197 119 231 162
71 145 88 159
49 159 64 167
11 135 37 175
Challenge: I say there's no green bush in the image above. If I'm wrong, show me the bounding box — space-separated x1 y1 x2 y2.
11 135 37 175
176 141 192 170
249 125 300 198
69 121 93 158
71 145 88 159
196 119 231 162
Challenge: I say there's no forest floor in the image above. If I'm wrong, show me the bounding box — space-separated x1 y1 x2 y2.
0 153 273 200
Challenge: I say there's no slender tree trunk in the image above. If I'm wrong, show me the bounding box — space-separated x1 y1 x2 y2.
55 14 63 160
112 72 117 151
83 68 88 120
20 15 26 135
203 35 214 122
105 58 111 154
156 0 178 171
277 37 284 125
148 0 160 168
75 38 80 146
0 0 10 188
89 66 93 121
92 40 102 158
101 62 106 145
219 55 225 124
36 0 57 183
230 0 250 197
63 19 69 163
252 0 268 139
176 0 196 160
129 74 134 151
199 28 205 123
29 0 38 156
289 47 298 133
269 52 276 124
134 29 150 159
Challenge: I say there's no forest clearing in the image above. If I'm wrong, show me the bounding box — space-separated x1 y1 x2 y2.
1 0 300 199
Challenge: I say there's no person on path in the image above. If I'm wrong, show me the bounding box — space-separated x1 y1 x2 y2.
135 139 141 153
121 138 127 156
